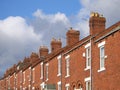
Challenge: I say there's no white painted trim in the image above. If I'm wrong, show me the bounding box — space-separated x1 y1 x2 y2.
57 55 61 59
98 67 106 72
65 55 70 59
98 41 105 47
46 63 49 66
82 52 85 57
40 82 45 88
29 67 31 69
85 77 91 82
85 43 91 48
32 68 35 71
84 66 90 71
65 75 70 78
65 83 70 87
40 62 43 65
57 73 61 77
57 81 61 85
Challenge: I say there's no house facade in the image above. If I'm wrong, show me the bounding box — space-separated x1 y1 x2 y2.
0 12 120 90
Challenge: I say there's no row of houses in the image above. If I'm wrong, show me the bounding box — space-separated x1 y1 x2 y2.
0 12 120 90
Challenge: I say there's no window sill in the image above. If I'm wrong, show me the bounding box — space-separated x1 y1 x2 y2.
57 73 61 77
84 66 90 71
32 81 35 83
40 77 43 80
98 68 105 72
65 75 70 78
46 79 48 81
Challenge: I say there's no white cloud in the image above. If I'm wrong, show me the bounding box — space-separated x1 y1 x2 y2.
0 16 42 76
80 0 120 27
31 9 71 46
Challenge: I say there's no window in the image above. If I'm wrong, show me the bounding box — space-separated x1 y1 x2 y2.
20 70 22 83
46 63 49 81
40 62 43 79
98 41 106 72
86 81 91 90
23 71 25 84
32 68 35 83
58 81 61 90
65 84 70 90
29 67 31 81
78 84 82 90
29 85 31 90
86 47 91 68
85 77 91 90
57 55 61 76
65 55 70 77
40 82 45 90
85 43 91 70
100 46 105 68
16 74 17 85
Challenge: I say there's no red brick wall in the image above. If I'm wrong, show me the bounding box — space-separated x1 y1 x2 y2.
92 31 120 90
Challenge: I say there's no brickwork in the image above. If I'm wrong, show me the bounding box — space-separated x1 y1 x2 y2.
0 12 120 90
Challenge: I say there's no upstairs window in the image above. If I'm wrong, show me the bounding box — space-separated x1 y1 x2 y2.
98 41 106 72
20 70 22 83
57 55 61 76
85 43 91 70
86 47 91 68
46 63 49 81
40 62 43 79
23 71 25 84
32 68 35 83
65 55 70 77
100 46 105 69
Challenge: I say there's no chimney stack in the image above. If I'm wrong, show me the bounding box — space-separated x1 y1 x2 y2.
51 38 62 52
39 46 49 58
66 28 80 46
30 52 39 63
89 12 106 35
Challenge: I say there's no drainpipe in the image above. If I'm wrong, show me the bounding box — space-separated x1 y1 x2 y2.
61 53 63 90
90 35 94 90
90 36 92 90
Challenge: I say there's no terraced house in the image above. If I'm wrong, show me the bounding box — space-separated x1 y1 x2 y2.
0 12 120 90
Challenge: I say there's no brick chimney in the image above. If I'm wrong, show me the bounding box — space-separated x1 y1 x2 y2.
30 52 39 63
66 28 80 46
51 38 62 52
89 12 106 35
39 46 49 58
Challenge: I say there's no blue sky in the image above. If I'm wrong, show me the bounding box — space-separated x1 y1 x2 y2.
0 0 81 19
0 0 120 77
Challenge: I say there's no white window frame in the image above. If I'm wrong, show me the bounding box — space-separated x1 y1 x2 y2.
28 85 31 90
46 63 49 81
58 81 61 90
32 68 35 83
65 55 70 78
57 55 61 76
29 67 31 81
85 77 91 90
23 71 25 84
20 70 22 83
65 83 70 90
84 43 91 70
16 74 18 86
40 62 43 79
40 82 45 90
98 41 106 72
